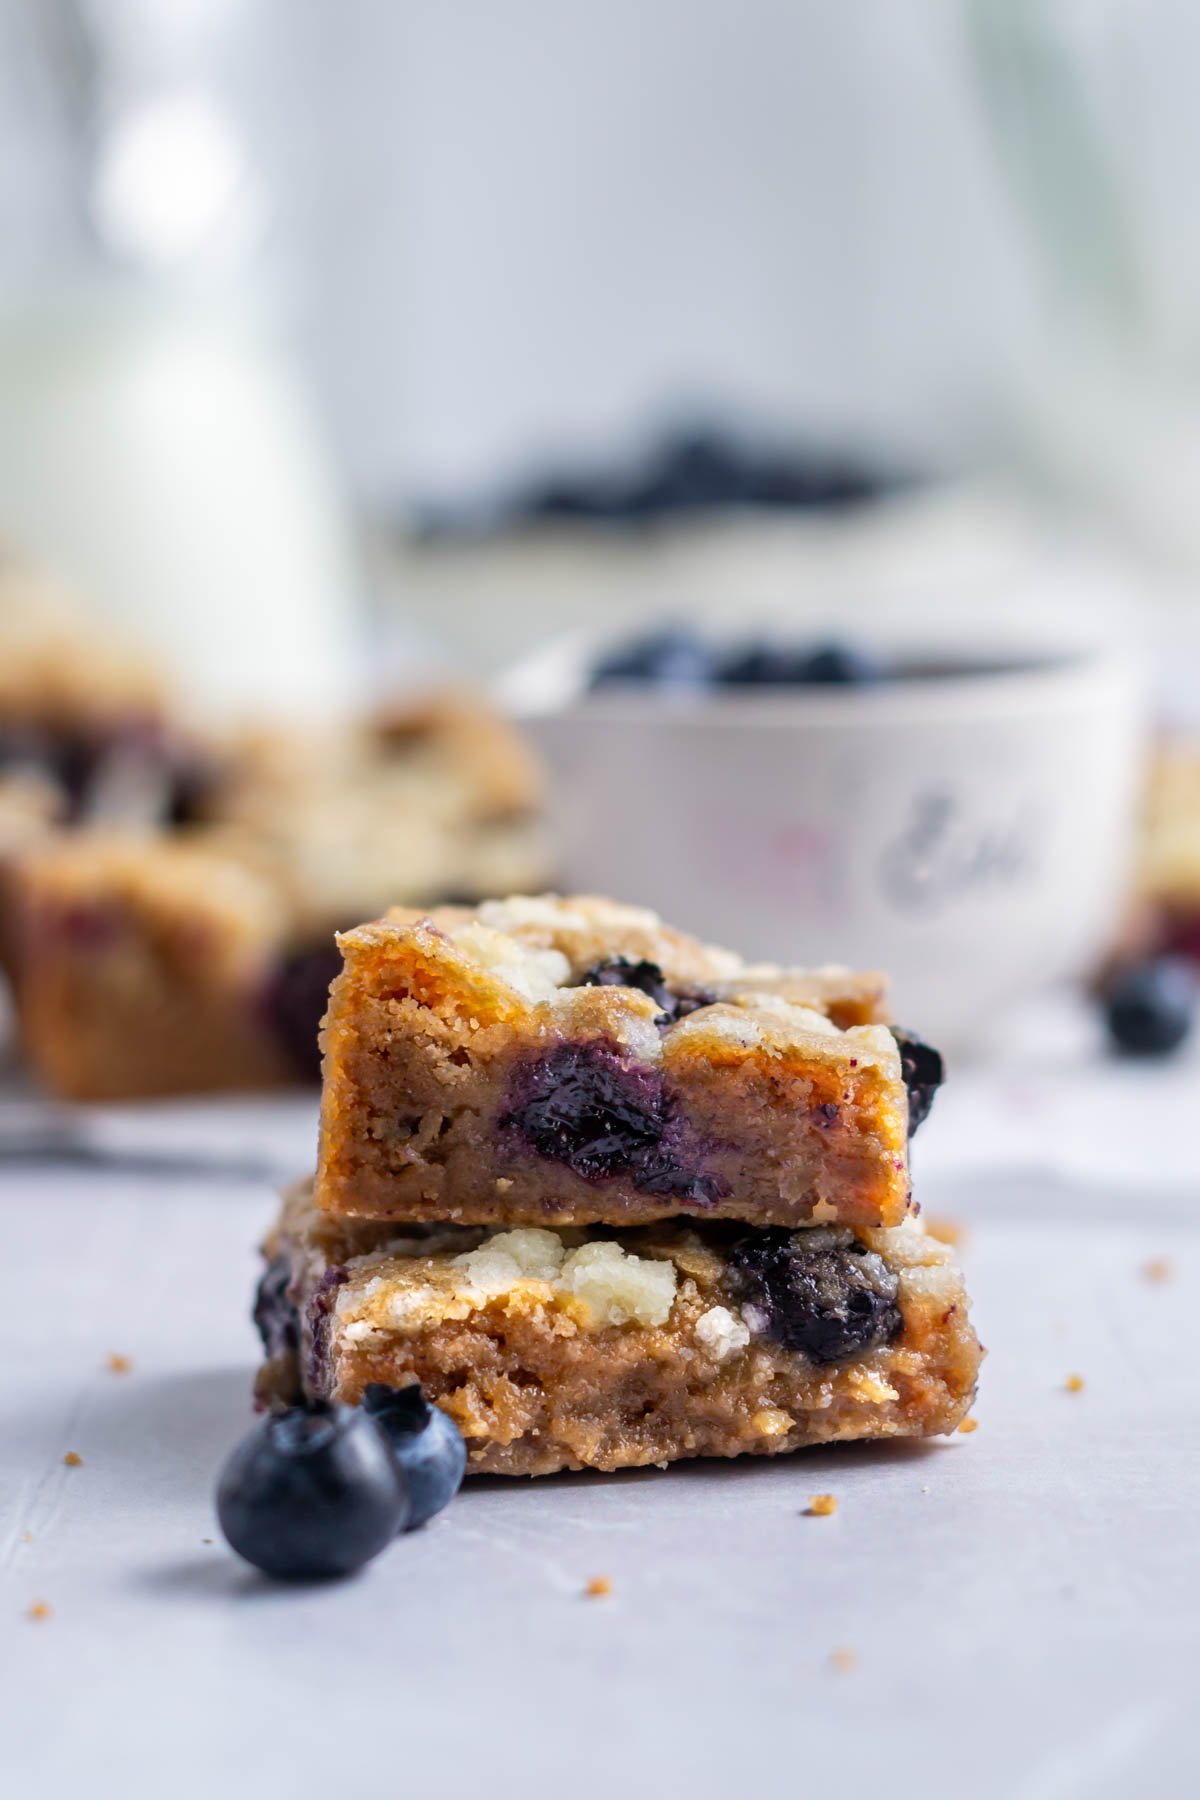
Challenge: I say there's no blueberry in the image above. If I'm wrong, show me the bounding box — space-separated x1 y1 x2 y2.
728 1231 902 1364
362 1385 466 1528
590 628 712 691
253 1255 299 1363
1104 958 1196 1057
891 1027 944 1137
794 641 883 685
264 943 343 1080
216 1404 410 1579
580 957 674 1013
718 641 806 686
719 639 882 686
579 957 716 1027
501 1038 719 1203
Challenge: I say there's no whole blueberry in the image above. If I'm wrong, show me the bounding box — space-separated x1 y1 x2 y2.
1104 958 1196 1057
216 1403 410 1579
718 641 807 686
891 1026 945 1137
264 943 343 1080
362 1385 466 1528
794 641 884 685
590 628 712 691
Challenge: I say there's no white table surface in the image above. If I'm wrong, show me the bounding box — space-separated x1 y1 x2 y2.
2 1001 1197 1800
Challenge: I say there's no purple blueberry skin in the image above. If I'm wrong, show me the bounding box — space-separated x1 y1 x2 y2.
216 1404 411 1579
727 1232 901 1364
263 943 344 1080
1104 958 1196 1057
362 1385 467 1529
500 1038 721 1204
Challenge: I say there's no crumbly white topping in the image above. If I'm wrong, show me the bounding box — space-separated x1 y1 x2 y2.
450 920 569 1002
558 1240 676 1327
454 1227 676 1327
695 1305 750 1361
453 1226 565 1292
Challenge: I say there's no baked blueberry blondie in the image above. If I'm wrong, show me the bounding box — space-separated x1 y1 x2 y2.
7 699 550 1099
256 1179 980 1476
316 895 930 1230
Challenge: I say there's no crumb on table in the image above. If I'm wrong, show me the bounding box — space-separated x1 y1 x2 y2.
584 1576 612 1599
106 1352 133 1374
1064 1374 1085 1393
1142 1257 1173 1284
807 1494 838 1517
830 1646 857 1673
957 1416 979 1434
62 1451 83 1467
27 1601 52 1622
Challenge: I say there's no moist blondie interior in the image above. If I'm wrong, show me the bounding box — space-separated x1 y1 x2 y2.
316 894 917 1231
258 1180 980 1477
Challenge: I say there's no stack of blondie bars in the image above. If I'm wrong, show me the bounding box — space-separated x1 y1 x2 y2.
257 895 981 1477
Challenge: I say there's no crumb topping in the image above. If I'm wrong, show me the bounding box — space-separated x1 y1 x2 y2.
452 1226 677 1328
695 1304 751 1361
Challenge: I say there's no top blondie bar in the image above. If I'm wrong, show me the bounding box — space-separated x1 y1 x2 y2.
316 895 932 1230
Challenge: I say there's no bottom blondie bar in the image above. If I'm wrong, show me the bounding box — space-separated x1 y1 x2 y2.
257 1182 981 1477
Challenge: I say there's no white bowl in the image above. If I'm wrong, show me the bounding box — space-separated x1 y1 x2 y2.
501 631 1146 1046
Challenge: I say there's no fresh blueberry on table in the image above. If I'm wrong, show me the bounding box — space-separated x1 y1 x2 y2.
589 628 713 691
216 1403 410 1578
1103 957 1196 1057
362 1385 467 1529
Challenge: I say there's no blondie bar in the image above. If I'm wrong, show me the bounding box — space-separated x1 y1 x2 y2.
256 1180 980 1477
8 700 550 1099
316 895 923 1230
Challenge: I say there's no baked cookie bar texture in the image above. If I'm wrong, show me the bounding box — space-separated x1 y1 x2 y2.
257 1181 980 1477
316 894 915 1230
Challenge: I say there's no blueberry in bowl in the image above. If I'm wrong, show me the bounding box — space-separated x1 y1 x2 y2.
362 1384 467 1529
216 1403 411 1579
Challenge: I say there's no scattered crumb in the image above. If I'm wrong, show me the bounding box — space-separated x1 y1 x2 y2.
806 1494 838 1517
106 1353 133 1374
27 1601 52 1622
1142 1257 1173 1284
201 1538 214 1547
925 1216 966 1248
920 1485 931 1495
957 1417 979 1435
583 1576 612 1599
62 1451 83 1467
21 1531 32 1544
1064 1374 1085 1393
830 1647 857 1673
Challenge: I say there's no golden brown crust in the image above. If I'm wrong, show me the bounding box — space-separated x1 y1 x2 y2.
315 896 910 1230
262 1181 980 1477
